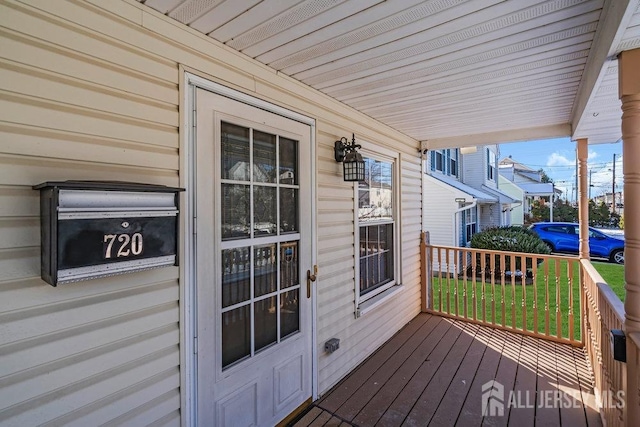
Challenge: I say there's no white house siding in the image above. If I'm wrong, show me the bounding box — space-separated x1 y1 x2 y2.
479 203 501 230
460 145 499 190
499 176 525 225
423 177 457 248
0 0 422 423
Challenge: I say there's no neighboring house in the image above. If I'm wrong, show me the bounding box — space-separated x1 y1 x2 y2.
593 191 625 217
424 145 519 247
499 175 525 225
499 156 561 222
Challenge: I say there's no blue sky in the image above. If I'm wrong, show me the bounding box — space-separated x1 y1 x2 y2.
498 137 623 203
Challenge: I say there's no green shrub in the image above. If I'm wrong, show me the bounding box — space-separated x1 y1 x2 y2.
470 226 551 274
471 226 550 254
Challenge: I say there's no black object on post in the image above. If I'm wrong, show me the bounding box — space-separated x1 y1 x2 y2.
33 181 184 286
610 329 626 362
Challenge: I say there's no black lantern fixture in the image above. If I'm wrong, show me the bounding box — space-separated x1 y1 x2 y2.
334 133 365 182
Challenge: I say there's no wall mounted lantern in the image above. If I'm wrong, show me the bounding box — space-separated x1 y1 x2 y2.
334 133 365 182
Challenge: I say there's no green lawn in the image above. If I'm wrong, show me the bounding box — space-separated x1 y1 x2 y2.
431 259 625 342
592 261 625 301
432 258 581 341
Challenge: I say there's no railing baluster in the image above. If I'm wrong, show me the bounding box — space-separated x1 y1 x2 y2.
472 251 477 321
445 249 451 314
490 252 496 325
427 245 432 310
510 254 516 330
521 254 527 332
437 248 442 312
500 253 506 327
568 259 574 342
481 251 486 323
545 257 550 337
532 256 538 335
463 249 468 319
453 248 459 317
555 258 562 339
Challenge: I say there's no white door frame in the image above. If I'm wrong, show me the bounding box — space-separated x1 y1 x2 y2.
180 72 318 426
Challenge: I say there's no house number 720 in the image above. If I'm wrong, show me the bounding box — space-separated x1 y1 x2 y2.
103 233 143 258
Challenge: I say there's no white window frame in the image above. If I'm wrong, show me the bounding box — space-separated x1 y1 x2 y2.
465 207 478 244
354 144 402 317
487 149 497 181
449 149 459 177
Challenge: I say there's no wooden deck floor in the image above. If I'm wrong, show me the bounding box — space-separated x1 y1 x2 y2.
292 313 601 427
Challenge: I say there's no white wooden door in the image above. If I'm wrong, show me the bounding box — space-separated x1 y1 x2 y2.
195 89 313 426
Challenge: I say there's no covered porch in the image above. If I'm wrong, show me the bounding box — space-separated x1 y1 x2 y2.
293 313 599 427
2 1 640 426
93 1 640 425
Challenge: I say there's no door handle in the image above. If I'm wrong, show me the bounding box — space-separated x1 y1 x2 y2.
306 265 318 299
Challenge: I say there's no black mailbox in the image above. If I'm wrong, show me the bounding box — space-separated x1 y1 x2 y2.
34 181 184 286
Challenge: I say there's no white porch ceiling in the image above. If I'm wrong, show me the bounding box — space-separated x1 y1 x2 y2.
139 0 640 147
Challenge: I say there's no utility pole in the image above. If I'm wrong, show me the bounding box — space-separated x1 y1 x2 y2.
612 153 616 214
550 183 554 222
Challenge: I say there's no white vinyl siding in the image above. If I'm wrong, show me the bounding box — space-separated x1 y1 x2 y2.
1 0 422 422
422 176 459 247
479 203 501 230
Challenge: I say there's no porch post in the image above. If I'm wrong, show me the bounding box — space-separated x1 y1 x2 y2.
619 48 640 426
577 138 589 259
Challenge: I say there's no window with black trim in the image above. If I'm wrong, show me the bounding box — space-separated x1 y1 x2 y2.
358 157 395 299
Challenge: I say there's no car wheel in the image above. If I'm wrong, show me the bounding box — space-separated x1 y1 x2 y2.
543 241 555 252
610 249 624 265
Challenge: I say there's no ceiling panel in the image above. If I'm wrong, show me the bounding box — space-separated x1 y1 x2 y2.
139 0 640 146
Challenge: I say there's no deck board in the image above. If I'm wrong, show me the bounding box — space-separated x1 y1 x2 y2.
291 313 601 427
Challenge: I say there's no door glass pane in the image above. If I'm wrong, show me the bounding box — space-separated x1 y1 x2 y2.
222 305 250 368
254 245 277 297
281 289 299 338
222 184 250 240
280 188 298 233
255 296 277 351
253 186 277 236
254 130 276 183
279 137 297 185
222 247 251 308
280 242 299 289
221 122 250 181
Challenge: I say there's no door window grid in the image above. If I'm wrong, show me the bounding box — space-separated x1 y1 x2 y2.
220 122 301 369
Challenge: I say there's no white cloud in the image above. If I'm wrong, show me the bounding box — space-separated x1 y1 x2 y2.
547 150 598 167
547 152 573 166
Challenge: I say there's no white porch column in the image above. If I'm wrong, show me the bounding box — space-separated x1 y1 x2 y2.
619 48 640 334
619 48 640 426
577 138 589 259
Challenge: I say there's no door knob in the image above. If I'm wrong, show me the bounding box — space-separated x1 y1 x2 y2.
306 265 318 298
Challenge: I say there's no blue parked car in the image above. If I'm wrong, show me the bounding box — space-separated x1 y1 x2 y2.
529 222 624 264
